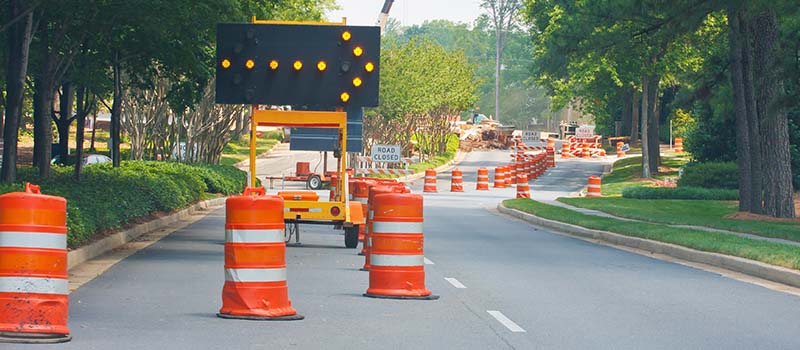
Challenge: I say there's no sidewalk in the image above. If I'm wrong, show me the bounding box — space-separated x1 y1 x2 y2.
546 200 800 248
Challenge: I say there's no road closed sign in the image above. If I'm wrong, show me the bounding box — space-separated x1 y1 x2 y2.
575 126 595 138
520 131 538 143
371 144 402 163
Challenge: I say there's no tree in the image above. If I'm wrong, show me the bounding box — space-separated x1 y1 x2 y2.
481 0 521 123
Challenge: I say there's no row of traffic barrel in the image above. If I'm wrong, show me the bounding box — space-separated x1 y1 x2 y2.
219 177 437 321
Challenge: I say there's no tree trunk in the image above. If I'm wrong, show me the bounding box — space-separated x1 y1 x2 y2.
1 1 33 183
74 86 87 181
494 30 502 123
640 75 650 178
631 88 640 143
33 76 54 177
90 113 97 151
56 82 74 164
646 74 661 174
728 3 753 213
621 86 632 138
752 9 795 218
741 12 764 214
111 52 122 167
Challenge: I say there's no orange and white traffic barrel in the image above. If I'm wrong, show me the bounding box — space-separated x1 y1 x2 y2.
493 166 506 188
581 143 591 159
616 142 625 158
0 183 71 343
674 138 684 153
450 169 464 192
365 193 437 300
561 142 571 158
516 174 530 199
504 165 514 186
423 169 437 193
352 180 375 255
546 146 556 167
362 184 409 271
218 187 303 321
587 176 602 197
476 167 490 190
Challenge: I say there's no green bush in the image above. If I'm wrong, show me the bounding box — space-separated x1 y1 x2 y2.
622 186 739 200
0 161 247 248
677 161 739 189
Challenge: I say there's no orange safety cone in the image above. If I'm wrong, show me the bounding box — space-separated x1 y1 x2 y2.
493 166 506 188
219 187 303 321
0 183 71 344
365 193 438 300
587 176 602 197
674 137 684 153
476 167 490 190
423 169 438 193
450 169 464 192
516 174 530 199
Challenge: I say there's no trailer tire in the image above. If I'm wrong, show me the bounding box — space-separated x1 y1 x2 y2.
307 175 322 190
344 226 359 248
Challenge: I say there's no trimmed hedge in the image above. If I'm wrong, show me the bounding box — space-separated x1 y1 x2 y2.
0 161 247 248
622 186 739 200
677 161 738 189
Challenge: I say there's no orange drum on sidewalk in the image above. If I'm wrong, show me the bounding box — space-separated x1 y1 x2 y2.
476 168 490 190
0 183 71 344
450 169 464 192
587 176 602 197
219 187 302 321
423 169 438 193
365 193 437 300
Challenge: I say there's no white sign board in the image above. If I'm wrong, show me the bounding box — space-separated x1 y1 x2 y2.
371 144 402 163
575 126 595 139
520 131 538 143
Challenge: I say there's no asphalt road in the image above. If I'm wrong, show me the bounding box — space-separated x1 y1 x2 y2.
14 150 800 349
244 142 339 180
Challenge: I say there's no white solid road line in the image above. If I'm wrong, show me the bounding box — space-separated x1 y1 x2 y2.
424 257 435 265
487 310 526 333
444 277 467 289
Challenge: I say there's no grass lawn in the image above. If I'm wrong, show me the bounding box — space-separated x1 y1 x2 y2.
220 132 282 167
601 156 687 196
504 199 800 270
559 197 800 242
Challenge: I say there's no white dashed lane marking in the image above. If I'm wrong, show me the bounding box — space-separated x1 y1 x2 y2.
487 310 526 333
444 277 467 289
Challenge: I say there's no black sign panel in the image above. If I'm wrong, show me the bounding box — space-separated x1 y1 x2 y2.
215 23 380 107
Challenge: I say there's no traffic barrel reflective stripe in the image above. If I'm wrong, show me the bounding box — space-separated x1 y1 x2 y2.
365 193 437 300
0 183 71 343
493 166 505 188
423 169 438 193
219 187 302 321
587 176 602 197
476 167 490 190
450 169 464 192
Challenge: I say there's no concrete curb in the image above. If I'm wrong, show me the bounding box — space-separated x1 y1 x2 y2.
402 151 468 183
67 197 226 270
496 203 800 289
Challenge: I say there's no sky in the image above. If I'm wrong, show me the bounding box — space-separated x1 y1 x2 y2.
326 0 484 27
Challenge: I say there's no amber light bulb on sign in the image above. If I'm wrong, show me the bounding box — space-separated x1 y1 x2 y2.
365 62 374 73
293 60 303 71
221 59 231 69
317 61 327 72
352 77 362 87
245 59 255 70
269 60 279 70
353 46 363 57
342 31 352 42
340 92 350 103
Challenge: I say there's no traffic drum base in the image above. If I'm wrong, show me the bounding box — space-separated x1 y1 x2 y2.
0 332 72 344
216 313 305 321
363 293 440 300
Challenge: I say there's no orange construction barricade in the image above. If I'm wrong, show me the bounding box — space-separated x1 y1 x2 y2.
587 176 602 197
365 193 437 300
0 183 71 344
450 169 464 192
476 168 490 190
219 187 303 321
423 169 437 193
493 166 506 188
516 174 530 199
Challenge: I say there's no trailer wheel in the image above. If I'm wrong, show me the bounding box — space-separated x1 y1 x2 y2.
307 175 322 190
344 226 359 248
